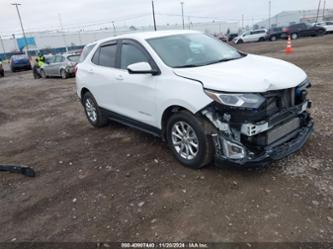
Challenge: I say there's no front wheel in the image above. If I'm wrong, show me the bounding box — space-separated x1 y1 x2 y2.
83 92 108 128
237 39 244 44
166 111 214 169
291 33 298 40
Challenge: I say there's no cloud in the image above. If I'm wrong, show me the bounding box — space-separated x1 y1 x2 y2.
0 0 331 36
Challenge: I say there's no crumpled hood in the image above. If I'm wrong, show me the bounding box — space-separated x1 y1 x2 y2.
173 54 307 92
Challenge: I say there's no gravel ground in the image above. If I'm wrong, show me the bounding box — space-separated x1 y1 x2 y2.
0 35 332 242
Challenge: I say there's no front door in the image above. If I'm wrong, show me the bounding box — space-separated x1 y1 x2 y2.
113 40 158 126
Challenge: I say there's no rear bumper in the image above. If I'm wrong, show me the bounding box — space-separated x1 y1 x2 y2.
214 118 314 166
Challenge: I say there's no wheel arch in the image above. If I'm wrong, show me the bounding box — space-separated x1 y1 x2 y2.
161 105 192 141
80 87 90 103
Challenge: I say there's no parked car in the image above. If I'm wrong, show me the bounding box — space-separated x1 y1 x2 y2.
283 23 326 40
227 33 239 42
0 61 4 77
10 54 31 72
266 27 285 41
40 53 80 79
76 30 313 169
214 33 228 43
313 21 333 33
233 29 268 44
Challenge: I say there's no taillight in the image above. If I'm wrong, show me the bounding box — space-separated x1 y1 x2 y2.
283 28 289 33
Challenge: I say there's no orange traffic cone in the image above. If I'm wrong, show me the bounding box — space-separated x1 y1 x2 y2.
285 35 294 54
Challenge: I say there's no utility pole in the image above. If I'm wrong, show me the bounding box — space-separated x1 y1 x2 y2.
268 0 271 29
152 0 157 31
181 2 185 30
112 21 117 36
322 0 326 20
58 13 68 52
0 34 7 60
11 3 29 55
241 14 244 31
315 0 322 23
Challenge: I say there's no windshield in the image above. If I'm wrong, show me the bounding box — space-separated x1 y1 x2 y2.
147 33 243 68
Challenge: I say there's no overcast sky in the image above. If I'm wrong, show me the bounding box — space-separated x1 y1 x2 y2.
0 0 332 36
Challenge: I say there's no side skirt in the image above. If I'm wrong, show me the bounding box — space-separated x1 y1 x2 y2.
100 107 161 138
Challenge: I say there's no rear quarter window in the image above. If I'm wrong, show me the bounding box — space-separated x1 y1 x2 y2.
80 44 96 62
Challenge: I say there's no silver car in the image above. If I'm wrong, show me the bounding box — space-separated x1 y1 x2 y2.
40 53 80 79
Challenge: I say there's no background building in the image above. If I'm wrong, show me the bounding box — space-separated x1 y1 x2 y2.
0 21 238 59
255 9 333 29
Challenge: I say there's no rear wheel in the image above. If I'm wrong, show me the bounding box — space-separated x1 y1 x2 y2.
237 39 244 44
60 69 68 79
166 111 214 169
259 37 265 42
270 36 277 41
83 92 108 128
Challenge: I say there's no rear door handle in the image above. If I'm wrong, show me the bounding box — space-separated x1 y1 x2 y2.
115 75 124 81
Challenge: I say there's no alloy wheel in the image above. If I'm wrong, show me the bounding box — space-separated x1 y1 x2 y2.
85 98 97 123
171 121 199 160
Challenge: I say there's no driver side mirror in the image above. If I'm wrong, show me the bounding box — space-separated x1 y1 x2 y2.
127 62 158 75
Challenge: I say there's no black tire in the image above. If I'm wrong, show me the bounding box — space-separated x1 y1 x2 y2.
270 36 277 41
237 39 244 44
40 69 47 79
82 91 108 128
166 111 215 169
291 33 298 40
60 69 68 79
259 37 265 42
0 71 4 77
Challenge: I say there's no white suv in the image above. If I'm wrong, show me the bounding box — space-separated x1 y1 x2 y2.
233 29 268 44
76 30 313 169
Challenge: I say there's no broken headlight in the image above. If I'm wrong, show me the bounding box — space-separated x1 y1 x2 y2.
205 90 265 109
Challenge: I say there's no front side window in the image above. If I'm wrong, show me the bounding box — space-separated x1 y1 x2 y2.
120 43 149 70
67 55 80 62
147 33 243 68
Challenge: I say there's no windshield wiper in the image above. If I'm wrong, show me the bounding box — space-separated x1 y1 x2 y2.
173 64 202 68
204 57 240 66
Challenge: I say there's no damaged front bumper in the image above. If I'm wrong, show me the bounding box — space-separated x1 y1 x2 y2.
202 99 314 166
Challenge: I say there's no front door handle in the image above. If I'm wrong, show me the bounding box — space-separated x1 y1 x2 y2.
115 75 124 81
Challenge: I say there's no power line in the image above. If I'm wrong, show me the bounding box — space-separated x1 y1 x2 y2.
181 2 185 29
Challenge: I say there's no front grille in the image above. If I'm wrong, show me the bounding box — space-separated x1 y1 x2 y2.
265 88 295 116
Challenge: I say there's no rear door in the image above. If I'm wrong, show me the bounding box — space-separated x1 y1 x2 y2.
43 56 55 76
85 41 121 112
54 55 65 76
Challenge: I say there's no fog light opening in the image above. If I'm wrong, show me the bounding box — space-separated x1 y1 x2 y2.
222 139 246 160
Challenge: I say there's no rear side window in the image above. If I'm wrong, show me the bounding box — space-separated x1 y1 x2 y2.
80 44 96 62
120 44 149 69
67 55 80 62
55 56 65 63
98 44 117 68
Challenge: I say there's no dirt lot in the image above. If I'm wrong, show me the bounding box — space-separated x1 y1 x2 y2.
0 36 333 242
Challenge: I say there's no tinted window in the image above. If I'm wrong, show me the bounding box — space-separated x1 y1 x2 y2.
120 44 149 69
80 44 95 62
67 55 80 62
55 56 65 63
91 48 100 65
99 44 117 68
46 56 55 64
